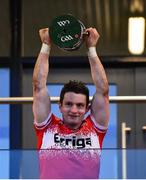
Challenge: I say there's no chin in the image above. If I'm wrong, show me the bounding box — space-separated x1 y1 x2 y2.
68 118 80 124
68 120 82 127
63 117 83 128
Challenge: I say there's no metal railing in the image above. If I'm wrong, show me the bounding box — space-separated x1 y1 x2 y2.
0 96 146 104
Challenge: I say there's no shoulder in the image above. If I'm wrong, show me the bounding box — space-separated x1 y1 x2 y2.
85 114 108 133
34 113 62 131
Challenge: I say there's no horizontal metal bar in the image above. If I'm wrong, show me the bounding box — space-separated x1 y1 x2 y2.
108 96 146 103
0 96 146 104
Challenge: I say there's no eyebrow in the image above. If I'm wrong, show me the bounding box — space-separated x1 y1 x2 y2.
65 101 85 105
76 103 85 106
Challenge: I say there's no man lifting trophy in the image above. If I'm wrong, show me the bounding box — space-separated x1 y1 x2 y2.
32 14 109 179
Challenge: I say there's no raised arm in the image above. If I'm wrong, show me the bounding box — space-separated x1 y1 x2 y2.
86 28 109 128
32 28 51 123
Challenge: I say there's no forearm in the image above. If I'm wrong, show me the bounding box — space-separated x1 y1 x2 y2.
33 44 50 91
88 48 109 95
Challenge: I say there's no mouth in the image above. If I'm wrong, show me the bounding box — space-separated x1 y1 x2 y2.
69 114 78 118
68 114 79 120
69 115 78 119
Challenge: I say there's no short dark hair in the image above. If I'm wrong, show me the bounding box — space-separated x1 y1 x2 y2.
60 80 89 107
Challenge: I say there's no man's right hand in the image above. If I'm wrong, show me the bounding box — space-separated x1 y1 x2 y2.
39 28 51 46
85 28 100 48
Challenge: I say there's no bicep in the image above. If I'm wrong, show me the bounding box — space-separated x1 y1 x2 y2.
91 92 109 128
33 87 51 124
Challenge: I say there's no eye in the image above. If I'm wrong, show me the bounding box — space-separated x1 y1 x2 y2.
77 103 85 108
65 102 72 107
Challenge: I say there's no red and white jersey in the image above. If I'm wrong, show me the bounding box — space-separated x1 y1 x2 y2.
34 113 107 179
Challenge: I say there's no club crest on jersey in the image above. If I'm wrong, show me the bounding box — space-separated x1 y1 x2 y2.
54 133 92 149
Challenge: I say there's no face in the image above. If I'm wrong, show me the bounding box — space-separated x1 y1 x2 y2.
59 92 89 129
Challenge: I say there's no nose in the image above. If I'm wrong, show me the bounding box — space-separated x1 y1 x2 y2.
70 105 78 113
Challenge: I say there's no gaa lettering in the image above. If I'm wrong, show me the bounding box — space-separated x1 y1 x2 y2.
61 35 73 42
57 20 70 26
54 133 92 149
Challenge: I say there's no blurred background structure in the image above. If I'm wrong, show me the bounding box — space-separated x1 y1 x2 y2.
0 0 146 179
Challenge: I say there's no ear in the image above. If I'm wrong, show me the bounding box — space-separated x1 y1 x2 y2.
59 102 62 113
85 104 90 114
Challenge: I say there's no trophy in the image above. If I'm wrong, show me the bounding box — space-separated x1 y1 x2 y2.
49 14 88 51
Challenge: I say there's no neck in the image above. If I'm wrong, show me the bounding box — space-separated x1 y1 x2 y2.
64 121 83 130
